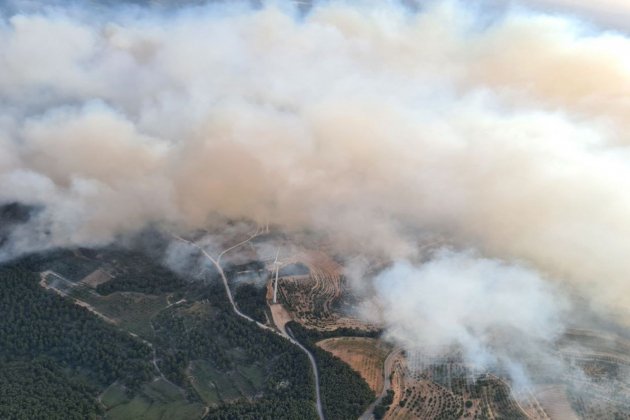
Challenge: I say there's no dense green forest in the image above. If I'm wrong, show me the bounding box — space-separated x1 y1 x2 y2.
287 322 376 420
204 398 317 420
95 250 188 295
0 264 158 419
233 282 268 323
0 359 100 420
0 266 154 388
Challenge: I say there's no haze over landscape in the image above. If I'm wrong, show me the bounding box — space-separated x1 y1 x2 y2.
1 1 630 419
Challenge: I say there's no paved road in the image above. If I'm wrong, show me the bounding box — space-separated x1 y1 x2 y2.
286 325 325 420
173 233 325 420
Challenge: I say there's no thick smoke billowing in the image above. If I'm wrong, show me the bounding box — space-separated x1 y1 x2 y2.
361 249 570 387
1 0 630 383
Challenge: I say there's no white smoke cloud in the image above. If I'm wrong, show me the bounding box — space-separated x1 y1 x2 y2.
365 249 569 385
521 0 630 32
1 0 630 355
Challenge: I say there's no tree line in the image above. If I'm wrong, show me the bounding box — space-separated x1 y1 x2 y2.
287 322 376 420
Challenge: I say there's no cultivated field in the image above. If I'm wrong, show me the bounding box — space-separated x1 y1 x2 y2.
275 251 375 331
81 291 169 339
103 379 203 420
532 385 578 420
377 352 531 420
317 337 391 393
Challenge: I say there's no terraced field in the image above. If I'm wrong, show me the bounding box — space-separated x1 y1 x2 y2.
371 327 630 420
276 251 373 331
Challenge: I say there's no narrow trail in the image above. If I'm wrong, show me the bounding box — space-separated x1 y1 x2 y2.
172 232 325 420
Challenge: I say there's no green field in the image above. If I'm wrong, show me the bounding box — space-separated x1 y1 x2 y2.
189 360 242 404
105 379 203 420
101 383 131 409
238 364 265 390
188 358 267 406
88 292 168 339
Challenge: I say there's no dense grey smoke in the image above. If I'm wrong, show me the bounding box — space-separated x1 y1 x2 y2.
1 0 630 385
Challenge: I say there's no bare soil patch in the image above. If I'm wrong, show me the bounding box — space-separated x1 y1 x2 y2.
79 268 112 288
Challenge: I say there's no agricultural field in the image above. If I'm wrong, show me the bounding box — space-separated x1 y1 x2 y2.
276 251 343 327
380 353 529 420
530 385 577 420
103 379 204 420
188 360 240 404
276 254 374 331
188 359 266 405
558 330 630 419
79 291 169 339
372 328 630 420
317 337 391 393
39 268 171 339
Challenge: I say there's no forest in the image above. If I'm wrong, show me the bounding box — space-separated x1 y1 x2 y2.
0 266 154 388
0 359 100 420
0 246 377 419
287 322 376 420
0 264 157 418
233 282 268 324
153 284 316 405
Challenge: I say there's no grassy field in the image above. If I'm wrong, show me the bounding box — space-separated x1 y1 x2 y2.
104 379 203 420
317 337 391 393
101 383 131 409
190 361 240 402
238 364 265 390
188 359 266 405
80 292 168 339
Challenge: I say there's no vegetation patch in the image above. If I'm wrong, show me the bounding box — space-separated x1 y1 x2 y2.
81 291 168 339
233 282 268 324
0 266 154 389
317 337 391 393
287 322 376 420
0 359 100 420
105 379 203 420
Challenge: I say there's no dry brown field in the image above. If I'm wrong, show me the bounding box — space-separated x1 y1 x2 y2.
317 337 391 393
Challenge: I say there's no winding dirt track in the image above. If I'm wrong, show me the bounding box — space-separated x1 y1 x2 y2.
172 232 325 420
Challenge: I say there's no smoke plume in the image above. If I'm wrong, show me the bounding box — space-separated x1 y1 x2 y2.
1 0 630 383
360 248 570 387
